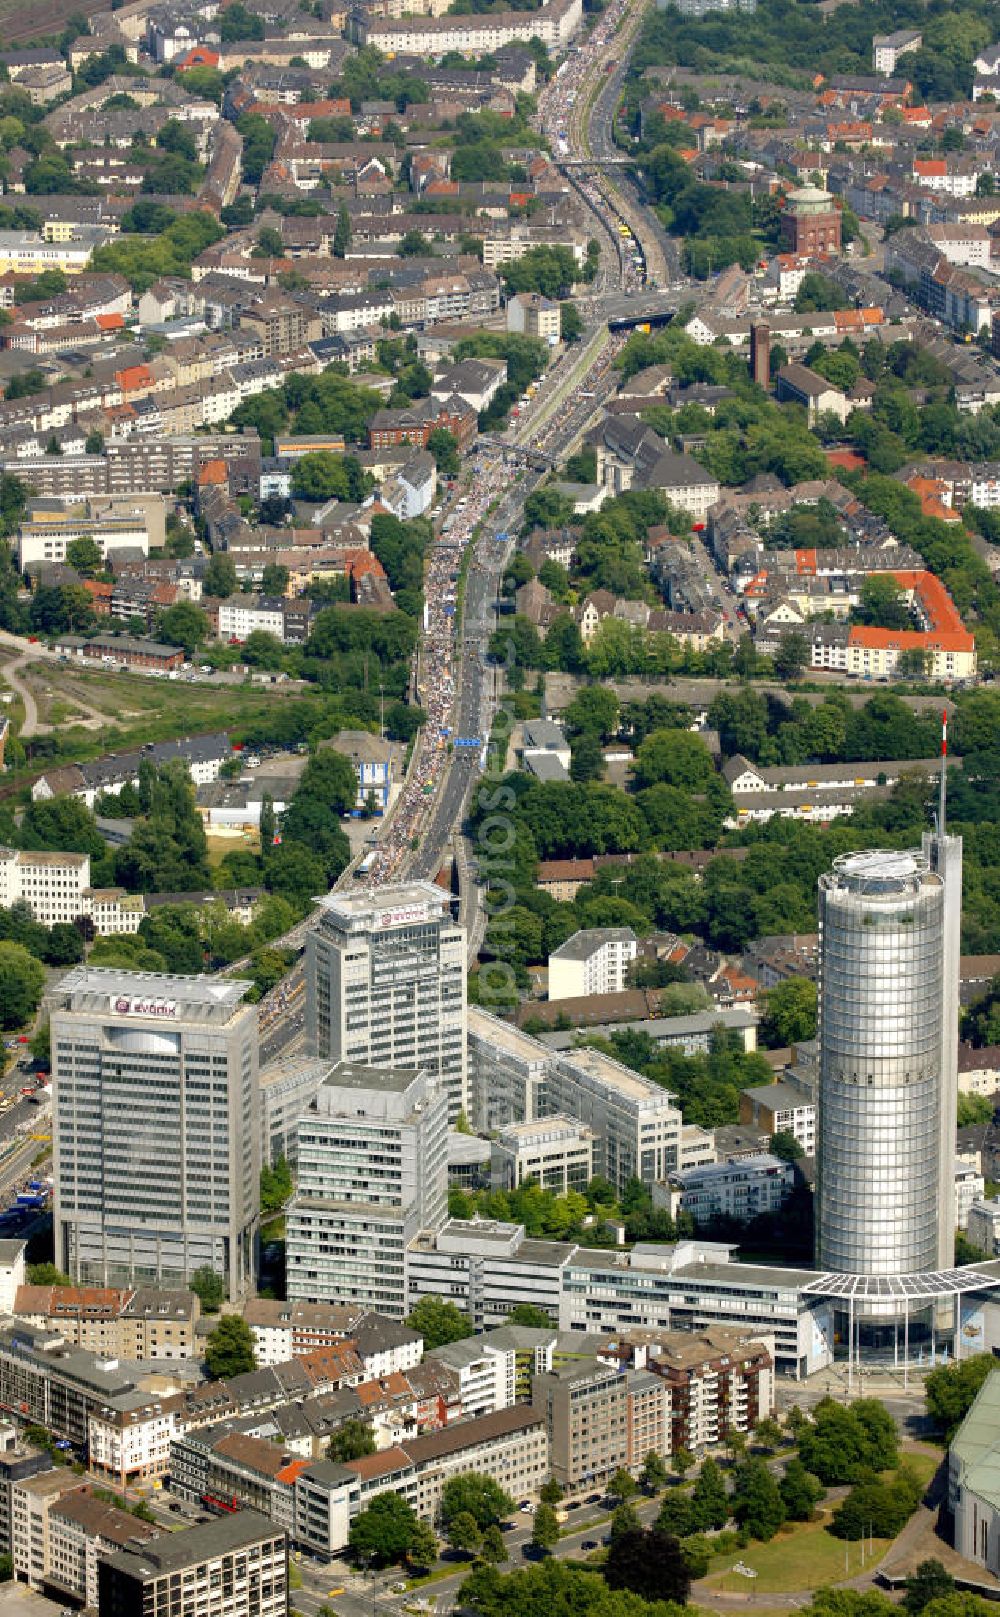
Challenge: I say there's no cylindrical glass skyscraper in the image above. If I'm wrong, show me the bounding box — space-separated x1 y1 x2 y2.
816 849 945 1277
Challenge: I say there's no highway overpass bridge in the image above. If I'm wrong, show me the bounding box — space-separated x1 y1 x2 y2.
601 293 678 329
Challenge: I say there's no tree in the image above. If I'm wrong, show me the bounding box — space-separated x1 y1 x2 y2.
780 1459 825 1522
26 1263 71 1286
539 1478 563 1506
831 1465 922 1541
774 631 809 682
407 1520 439 1570
570 733 605 783
761 976 817 1047
349 1492 420 1566
204 1315 256 1379
753 1417 784 1453
440 1473 514 1530
85 430 104 456
690 1457 729 1531
260 1155 292 1215
560 301 583 343
407 1296 472 1350
609 1467 638 1503
797 1398 899 1485
605 1528 691 1604
479 1525 506 1565
853 574 911 631
448 1512 482 1556
202 553 239 598
427 427 460 477
609 1501 641 1542
641 1451 670 1491
261 563 290 597
731 1458 786 1542
328 1419 376 1463
925 1355 996 1438
507 1303 553 1327
221 2 265 39
292 450 356 502
157 601 208 656
334 204 351 258
65 536 102 576
770 1129 805 1163
633 729 715 792
655 1491 693 1538
0 942 45 1030
671 1446 695 1480
531 1503 559 1555
904 1561 955 1615
188 1261 223 1313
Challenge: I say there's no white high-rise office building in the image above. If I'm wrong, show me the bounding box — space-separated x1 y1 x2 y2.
50 968 259 1298
305 882 467 1120
815 826 962 1279
286 1061 448 1316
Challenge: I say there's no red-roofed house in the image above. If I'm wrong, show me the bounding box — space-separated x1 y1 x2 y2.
905 475 962 524
810 567 976 680
198 458 228 488
84 580 114 615
176 46 219 69
114 363 153 398
913 157 948 188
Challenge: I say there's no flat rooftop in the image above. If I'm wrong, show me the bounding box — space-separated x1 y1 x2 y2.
100 1509 280 1578
258 1054 334 1094
321 1059 422 1094
468 1007 552 1064
316 881 452 931
50 966 251 1021
557 1045 663 1103
551 927 636 961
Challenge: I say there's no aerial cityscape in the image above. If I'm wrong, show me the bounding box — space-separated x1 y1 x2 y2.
0 0 1000 1613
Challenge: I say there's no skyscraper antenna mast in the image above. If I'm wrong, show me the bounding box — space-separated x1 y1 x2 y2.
939 708 948 839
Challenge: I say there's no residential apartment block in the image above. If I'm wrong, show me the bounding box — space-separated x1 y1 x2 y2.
12 1284 199 1360
548 927 638 1001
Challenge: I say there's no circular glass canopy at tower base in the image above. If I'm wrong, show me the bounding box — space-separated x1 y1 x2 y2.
801 1262 1000 1370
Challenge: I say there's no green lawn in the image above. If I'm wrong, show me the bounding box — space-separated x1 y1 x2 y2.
10 666 303 785
700 1450 940 1598
898 1447 939 1489
703 1512 892 1595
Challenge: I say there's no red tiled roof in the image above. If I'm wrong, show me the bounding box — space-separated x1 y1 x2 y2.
115 364 151 392
345 1446 411 1481
177 46 219 68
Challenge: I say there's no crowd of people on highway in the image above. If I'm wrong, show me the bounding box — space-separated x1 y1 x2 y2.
361 17 647 889
537 0 647 296
255 8 647 982
365 455 514 886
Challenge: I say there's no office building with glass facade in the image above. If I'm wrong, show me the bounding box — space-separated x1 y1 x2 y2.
50 968 259 1298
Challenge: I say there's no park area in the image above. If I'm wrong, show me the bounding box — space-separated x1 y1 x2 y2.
700 1449 940 1598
